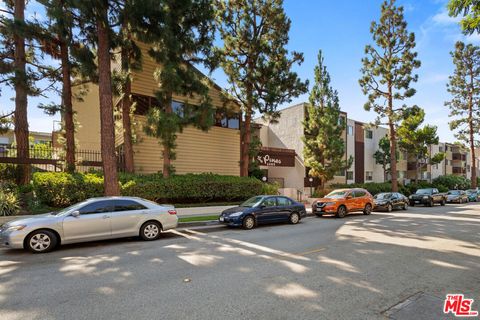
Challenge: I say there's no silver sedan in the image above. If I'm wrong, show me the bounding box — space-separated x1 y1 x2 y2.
0 196 178 253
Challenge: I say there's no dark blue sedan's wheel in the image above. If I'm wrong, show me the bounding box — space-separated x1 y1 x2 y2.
289 212 300 224
242 216 255 230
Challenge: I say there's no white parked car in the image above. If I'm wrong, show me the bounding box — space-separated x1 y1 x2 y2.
0 197 178 253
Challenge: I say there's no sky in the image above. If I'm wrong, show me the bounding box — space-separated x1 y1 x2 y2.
0 0 478 143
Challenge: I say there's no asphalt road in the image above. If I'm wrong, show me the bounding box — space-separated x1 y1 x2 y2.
1 203 479 320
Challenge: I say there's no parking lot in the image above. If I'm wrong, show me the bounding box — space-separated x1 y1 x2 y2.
1 202 479 319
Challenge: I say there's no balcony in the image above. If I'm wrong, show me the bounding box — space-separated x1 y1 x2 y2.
452 153 466 161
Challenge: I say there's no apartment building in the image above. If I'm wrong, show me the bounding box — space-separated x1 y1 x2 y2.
73 42 241 176
255 103 480 197
0 131 52 149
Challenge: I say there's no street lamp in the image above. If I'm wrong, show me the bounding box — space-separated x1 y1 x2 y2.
262 176 267 183
308 177 313 197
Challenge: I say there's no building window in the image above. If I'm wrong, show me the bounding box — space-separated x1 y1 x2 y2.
439 146 444 152
335 169 345 176
214 110 240 129
434 164 438 170
338 116 345 126
366 171 373 181
467 165 471 172
347 171 353 180
347 125 353 136
365 130 373 139
172 100 184 117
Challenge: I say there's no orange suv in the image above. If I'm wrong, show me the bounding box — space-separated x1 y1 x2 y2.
312 188 374 218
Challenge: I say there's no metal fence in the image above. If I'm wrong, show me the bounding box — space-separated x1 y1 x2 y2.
0 145 125 173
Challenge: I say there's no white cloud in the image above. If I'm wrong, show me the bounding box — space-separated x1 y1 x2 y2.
431 10 460 25
419 72 449 85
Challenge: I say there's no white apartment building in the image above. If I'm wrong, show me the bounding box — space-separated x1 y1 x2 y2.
255 103 480 197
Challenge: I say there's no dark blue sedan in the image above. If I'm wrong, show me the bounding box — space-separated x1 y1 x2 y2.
219 195 307 229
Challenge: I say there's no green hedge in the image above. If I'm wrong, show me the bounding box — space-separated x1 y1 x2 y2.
32 172 104 207
32 172 267 207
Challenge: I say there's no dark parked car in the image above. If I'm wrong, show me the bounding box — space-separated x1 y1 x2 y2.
219 195 307 230
373 192 409 212
446 190 468 203
409 188 446 207
466 189 480 202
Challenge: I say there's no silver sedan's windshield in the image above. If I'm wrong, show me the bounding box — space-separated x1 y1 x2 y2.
52 201 88 216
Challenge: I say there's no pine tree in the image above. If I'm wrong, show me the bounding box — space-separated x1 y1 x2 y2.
302 50 352 189
448 0 480 34
141 0 216 178
216 0 308 176
0 0 57 184
397 106 445 183
115 1 144 173
359 0 420 192
69 0 122 195
445 41 480 188
39 0 77 172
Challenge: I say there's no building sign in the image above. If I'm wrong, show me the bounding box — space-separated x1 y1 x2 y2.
257 147 295 167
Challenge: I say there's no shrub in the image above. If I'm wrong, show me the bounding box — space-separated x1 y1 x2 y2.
432 175 470 190
0 164 19 182
0 188 20 216
312 188 333 198
121 173 263 203
261 182 280 195
32 172 264 207
32 172 104 207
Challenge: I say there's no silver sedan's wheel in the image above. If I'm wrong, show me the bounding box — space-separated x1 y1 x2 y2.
26 230 57 253
387 203 393 212
140 221 161 241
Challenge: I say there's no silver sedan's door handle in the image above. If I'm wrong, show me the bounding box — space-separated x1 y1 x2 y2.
102 215 110 219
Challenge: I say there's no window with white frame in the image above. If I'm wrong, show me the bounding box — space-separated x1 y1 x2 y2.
365 130 373 139
347 171 354 180
366 171 373 181
347 125 353 136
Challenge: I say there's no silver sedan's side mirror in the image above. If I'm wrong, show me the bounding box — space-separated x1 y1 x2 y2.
71 210 80 217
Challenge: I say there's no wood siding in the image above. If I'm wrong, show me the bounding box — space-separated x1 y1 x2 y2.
131 42 239 112
133 116 240 175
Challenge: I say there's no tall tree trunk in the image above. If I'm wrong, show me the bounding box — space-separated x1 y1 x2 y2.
468 78 477 188
162 93 173 178
240 109 252 177
388 84 398 192
121 80 134 173
97 12 120 196
13 0 30 185
60 40 75 172
121 48 134 173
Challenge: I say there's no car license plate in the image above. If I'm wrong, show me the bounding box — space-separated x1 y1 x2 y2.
219 217 224 222
415 201 420 203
